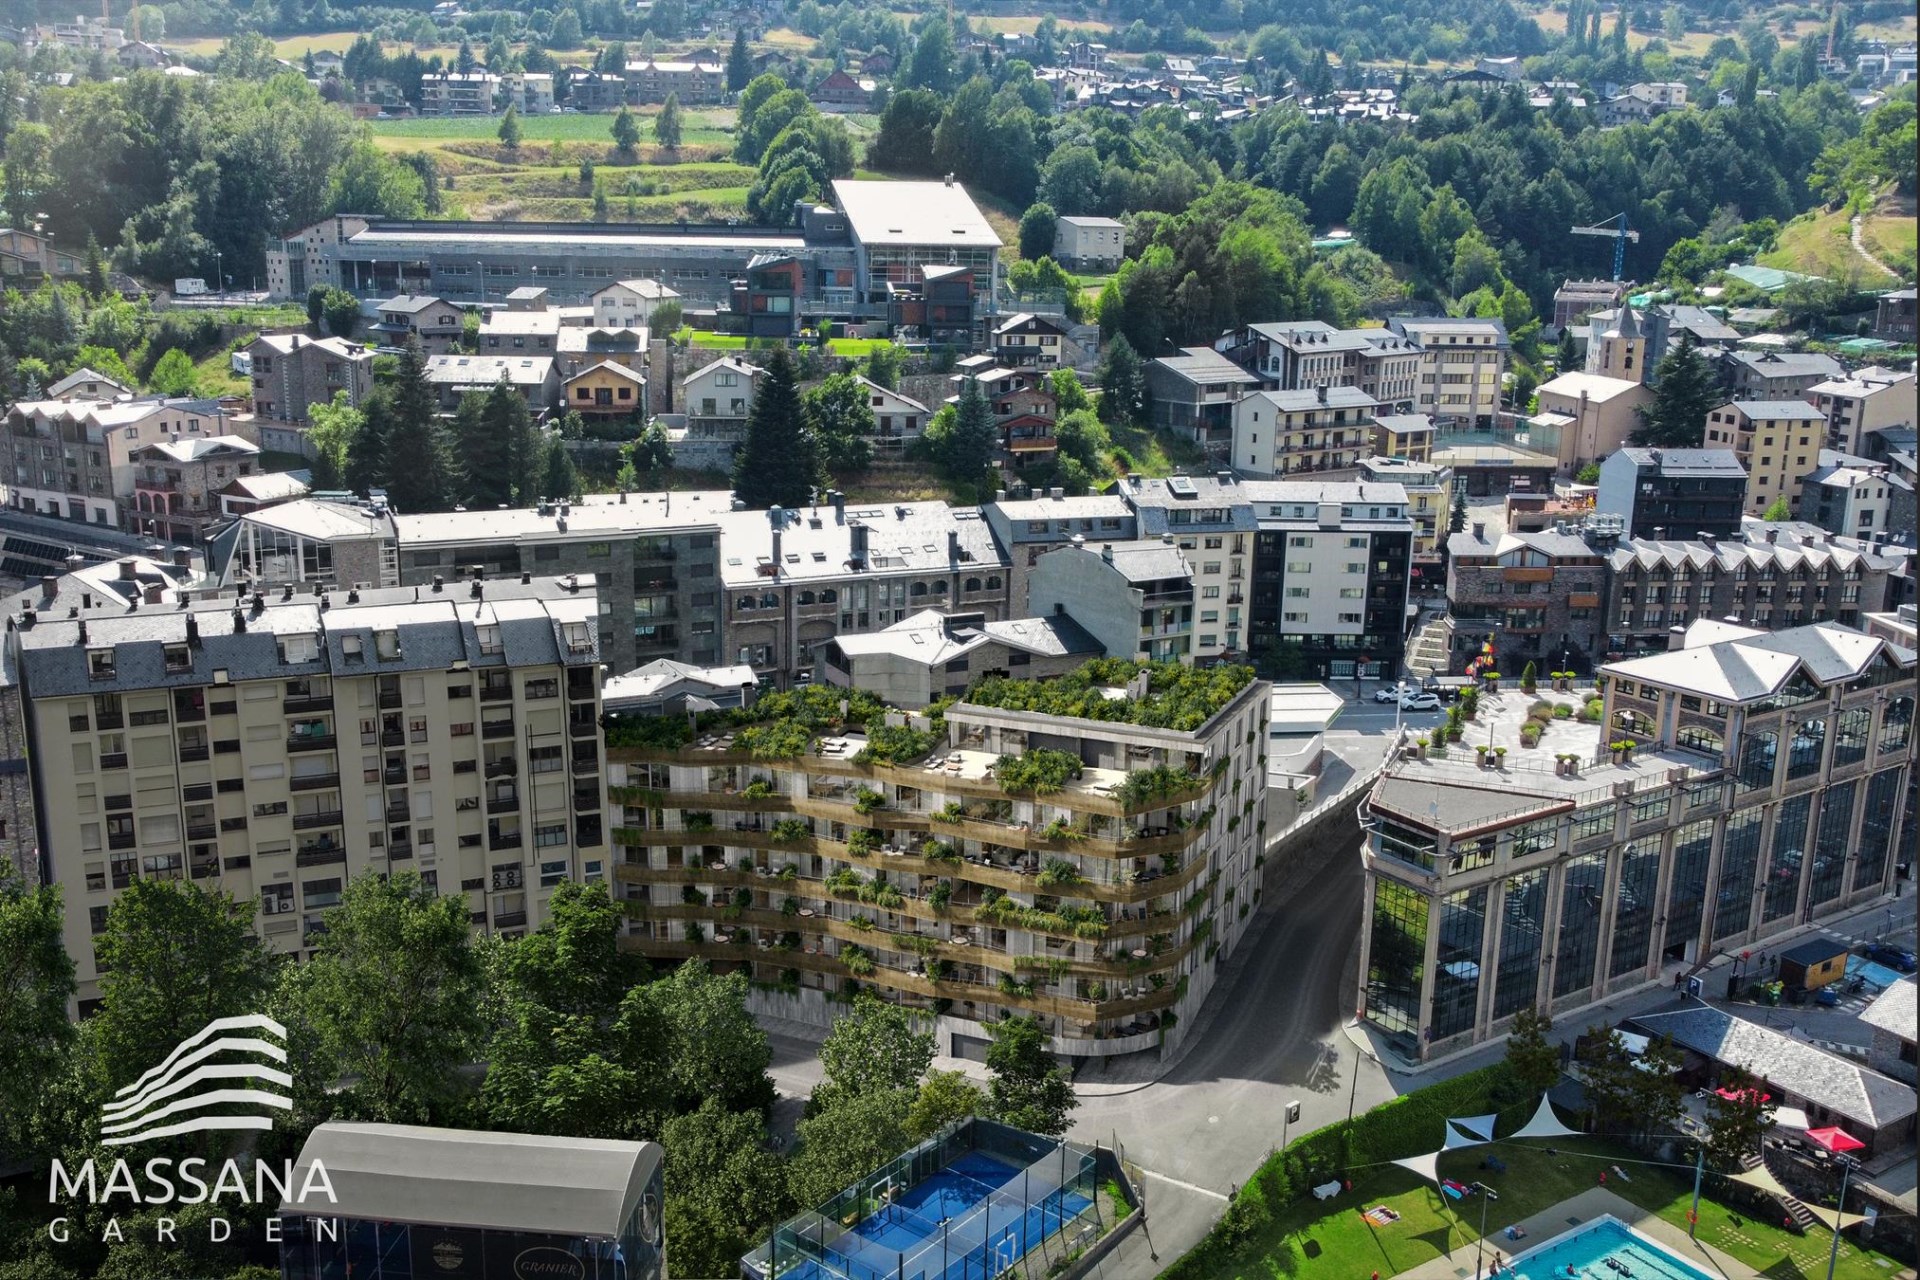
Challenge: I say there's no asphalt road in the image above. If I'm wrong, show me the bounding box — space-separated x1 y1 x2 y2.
1067 800 1395 1196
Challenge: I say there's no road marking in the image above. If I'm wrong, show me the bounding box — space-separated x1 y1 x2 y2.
1138 1168 1230 1201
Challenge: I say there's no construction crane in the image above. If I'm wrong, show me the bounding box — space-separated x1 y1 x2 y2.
1570 213 1640 282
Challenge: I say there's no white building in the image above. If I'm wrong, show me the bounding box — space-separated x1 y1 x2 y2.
1053 216 1125 272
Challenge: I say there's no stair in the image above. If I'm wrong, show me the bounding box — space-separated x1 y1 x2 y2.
1743 1153 1817 1232
1406 616 1452 679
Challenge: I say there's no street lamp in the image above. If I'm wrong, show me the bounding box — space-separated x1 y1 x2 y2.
1825 1155 1858 1280
213 250 223 296
1471 1182 1500 1280
1280 1099 1301 1157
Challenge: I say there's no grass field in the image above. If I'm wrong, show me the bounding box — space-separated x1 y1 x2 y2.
1861 194 1917 279
1188 1135 1900 1280
1762 206 1898 285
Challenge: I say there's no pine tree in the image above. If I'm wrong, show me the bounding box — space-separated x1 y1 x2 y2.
947 376 997 485
1449 485 1469 533
346 389 395 495
452 387 513 507
1096 334 1143 425
654 93 684 149
497 104 523 152
1556 327 1577 372
544 437 579 501
1631 334 1720 448
83 233 109 297
727 27 752 93
732 348 814 509
611 106 640 157
382 339 453 513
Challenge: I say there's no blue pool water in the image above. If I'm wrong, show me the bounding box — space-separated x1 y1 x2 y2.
781 1151 1093 1280
1507 1217 1717 1280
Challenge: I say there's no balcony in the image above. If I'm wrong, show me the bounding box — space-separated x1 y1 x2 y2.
377 689 402 709
493 910 527 929
480 685 514 703
386 803 410 824
190 859 219 880
130 709 170 727
489 830 524 851
380 729 405 747
388 839 413 860
290 773 340 792
183 784 214 802
485 759 518 779
186 822 217 841
295 842 346 867
573 790 601 813
382 765 405 785
177 744 211 763
293 810 344 831
100 752 129 771
282 694 334 714
94 712 124 730
571 753 600 776
287 733 337 753
487 793 519 815
569 715 598 739
482 721 515 740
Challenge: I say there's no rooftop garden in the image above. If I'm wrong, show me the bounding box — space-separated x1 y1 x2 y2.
963 659 1257 732
604 688 954 762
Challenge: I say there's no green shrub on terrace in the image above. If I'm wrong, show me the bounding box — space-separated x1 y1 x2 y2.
1037 858 1083 887
1116 764 1205 808
842 945 876 976
855 721 939 765
965 658 1255 730
741 779 776 799
846 828 880 857
994 749 1085 795
603 715 693 750
770 818 810 842
921 839 962 864
735 719 816 759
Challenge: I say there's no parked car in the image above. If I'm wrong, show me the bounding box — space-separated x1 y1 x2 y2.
1373 686 1406 703
1399 692 1442 712
1865 944 1917 972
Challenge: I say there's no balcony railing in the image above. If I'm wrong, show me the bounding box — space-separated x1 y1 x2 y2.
480 685 514 703
287 733 337 753
282 695 333 714
482 721 515 740
292 810 344 831
490 831 524 850
295 844 346 867
178 745 211 763
485 759 518 779
487 794 519 814
291 773 340 792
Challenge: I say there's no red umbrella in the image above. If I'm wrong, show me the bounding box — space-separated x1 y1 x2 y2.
1714 1086 1771 1104
1806 1126 1865 1154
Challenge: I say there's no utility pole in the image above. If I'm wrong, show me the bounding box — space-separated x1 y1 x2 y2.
1472 1183 1499 1280
1688 1144 1704 1240
1825 1156 1856 1280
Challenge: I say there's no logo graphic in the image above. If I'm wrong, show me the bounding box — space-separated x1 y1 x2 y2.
99 1014 292 1147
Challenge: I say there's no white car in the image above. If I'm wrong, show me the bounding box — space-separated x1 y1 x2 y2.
1399 692 1442 712
1372 686 1405 703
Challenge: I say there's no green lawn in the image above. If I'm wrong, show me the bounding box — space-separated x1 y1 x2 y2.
1183 1135 1899 1280
367 108 737 144
1762 206 1898 285
1107 421 1206 480
680 331 895 356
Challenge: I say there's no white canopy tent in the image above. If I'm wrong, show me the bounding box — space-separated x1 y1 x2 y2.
1510 1093 1582 1140
1451 1113 1498 1141
1391 1151 1443 1187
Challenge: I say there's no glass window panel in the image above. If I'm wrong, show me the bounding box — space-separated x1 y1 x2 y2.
1663 820 1714 960
1762 793 1813 923
1610 842 1662 979
1714 809 1764 941
1854 769 1902 889
1493 869 1548 1019
1365 879 1429 1041
1432 886 1488 1040
1553 853 1608 998
1808 781 1854 908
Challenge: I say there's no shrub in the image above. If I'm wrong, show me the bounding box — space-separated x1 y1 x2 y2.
1037 857 1083 888
1519 723 1543 746
928 880 953 911
1116 764 1206 808
1528 700 1556 722
921 839 961 864
995 748 1084 795
965 658 1256 731
846 828 879 857
1553 704 1571 719
603 714 693 750
735 719 815 759
770 818 810 842
1579 697 1604 723
932 801 965 824
841 944 876 976
855 722 938 765
742 779 775 799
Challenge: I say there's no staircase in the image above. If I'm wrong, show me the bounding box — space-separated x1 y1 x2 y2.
1743 1153 1818 1232
1406 615 1452 679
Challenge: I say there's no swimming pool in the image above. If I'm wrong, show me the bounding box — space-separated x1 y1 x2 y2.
1506 1216 1717 1280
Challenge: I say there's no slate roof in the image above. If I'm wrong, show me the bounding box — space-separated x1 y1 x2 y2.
1857 978 1916 1044
1614 447 1745 477
372 295 447 315
1629 1006 1917 1132
1723 399 1828 420
1240 385 1379 413
717 501 1006 589
830 608 1099 665
1602 621 1906 703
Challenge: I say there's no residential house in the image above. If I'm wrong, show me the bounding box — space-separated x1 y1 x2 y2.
479 306 564 356
1600 81 1688 126
556 326 648 378
1357 456 1452 571
1858 979 1917 1085
248 334 375 423
1528 372 1652 472
561 362 648 421
1370 413 1434 464
498 71 554 114
993 313 1072 369
420 71 502 115
810 69 875 109
1807 366 1917 455
623 59 726 104
1232 386 1380 477
682 357 760 433
218 471 312 520
1702 399 1829 516
953 363 1059 464
1028 540 1194 664
1053 216 1125 272
1144 348 1261 458
1 396 244 530
1123 473 1257 664
981 493 1137 614
589 279 681 329
1594 447 1748 540
45 368 134 401
1876 287 1915 341
1803 451 1893 540
125 436 262 542
818 608 1100 707
885 264 979 349
0 227 83 282
421 354 560 413
855 376 929 451
367 295 468 353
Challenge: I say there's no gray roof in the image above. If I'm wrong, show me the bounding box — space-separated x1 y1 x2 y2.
830 178 1001 249
1150 348 1260 387
1124 475 1261 534
283 1121 660 1237
397 490 735 547
1076 539 1190 584
1602 621 1904 703
718 501 1007 589
1241 385 1379 413
423 354 555 386
373 294 448 314
1374 413 1436 435
1724 350 1847 378
831 608 1099 665
1857 978 1916 1045
1629 1007 1917 1132
1614 447 1746 477
1246 321 1376 353
1723 399 1828 420
1660 304 1740 343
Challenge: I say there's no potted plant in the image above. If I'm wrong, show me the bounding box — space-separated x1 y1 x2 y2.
1475 744 1490 768
1494 746 1508 764
1416 735 1430 760
1484 670 1501 692
1521 661 1537 694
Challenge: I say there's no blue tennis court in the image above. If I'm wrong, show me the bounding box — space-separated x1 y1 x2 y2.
775 1150 1094 1280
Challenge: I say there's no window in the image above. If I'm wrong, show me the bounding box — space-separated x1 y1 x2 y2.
1553 853 1608 998
1571 803 1614 841
529 745 563 773
1364 878 1427 1037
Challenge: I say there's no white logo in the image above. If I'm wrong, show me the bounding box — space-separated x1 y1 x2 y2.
99 1014 292 1147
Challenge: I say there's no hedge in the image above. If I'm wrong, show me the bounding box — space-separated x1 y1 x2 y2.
1161 1063 1531 1280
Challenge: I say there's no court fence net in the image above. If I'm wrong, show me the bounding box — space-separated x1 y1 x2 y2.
744 1117 1109 1280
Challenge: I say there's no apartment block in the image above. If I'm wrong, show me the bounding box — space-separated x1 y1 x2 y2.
1053 216 1124 272
1719 350 1846 400
1145 349 1262 459
1028 540 1194 664
622 59 727 104
248 333 376 423
1231 385 1380 477
1528 372 1651 472
1123 474 1254 664
1445 520 1613 676
367 296 469 354
420 72 501 115
1213 321 1424 415
1 396 246 530
1594 447 1747 540
10 571 608 1008
1357 456 1452 568
607 662 1272 1061
980 493 1137 614
126 436 264 544
1702 399 1829 516
1805 366 1917 456
1803 452 1894 540
1359 620 1913 1061
1243 480 1414 682
1384 317 1509 427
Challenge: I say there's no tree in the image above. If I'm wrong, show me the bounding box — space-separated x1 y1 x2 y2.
495 882 648 1017
452 390 512 507
643 961 774 1115
727 28 753 93
0 880 75 1158
790 1088 915 1206
863 341 904 390
544 437 578 500
83 233 109 297
346 389 394 495
1449 485 1469 534
865 89 944 175
983 1016 1076 1137
1097 334 1143 425
1577 1026 1637 1133
661 1099 792 1279
382 339 454 513
1018 201 1058 260
1762 495 1792 521
1627 1034 1685 1140
733 348 815 509
327 139 428 219
298 871 485 1125
1050 368 1091 416
904 17 955 94
307 284 327 330
944 375 998 487
1631 334 1719 448
1557 328 1578 372
804 373 876 476
2 121 52 228
1703 1066 1774 1169
817 996 933 1109
1576 461 1602 485
654 93 684 149
1504 1007 1560 1097
611 106 641 157
322 287 360 338
905 1069 983 1141
549 8 584 48
497 104 523 152
306 390 363 491
91 880 276 1091
147 347 198 396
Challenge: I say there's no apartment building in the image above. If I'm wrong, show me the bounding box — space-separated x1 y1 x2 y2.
1231 386 1380 477
421 354 560 413
1370 413 1434 463
1805 366 1917 456
420 71 502 115
606 661 1272 1061
1053 216 1124 271
126 436 264 544
720 499 1011 687
622 59 727 104
1359 619 1913 1061
1243 480 1414 682
1702 399 1830 516
248 333 375 423
1144 349 1260 458
1028 540 1194 664
9 571 608 1008
216 498 400 594
1213 321 1424 415
1803 452 1894 540
1594 447 1747 540
1384 317 1508 427
818 609 1100 707
1446 520 1614 676
1123 474 1256 664
1606 524 1902 657
1358 457 1452 567
589 278 682 329
499 71 555 115
979 492 1136 614
993 313 1073 370
1 396 245 530
1528 372 1651 472
1719 350 1846 400
367 296 469 354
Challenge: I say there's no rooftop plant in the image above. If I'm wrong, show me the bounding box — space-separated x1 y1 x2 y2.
964 659 1256 731
995 748 1084 795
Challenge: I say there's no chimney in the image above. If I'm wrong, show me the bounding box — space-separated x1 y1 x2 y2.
77 620 87 645
347 588 359 603
948 529 961 563
994 489 1008 502
849 522 869 566
1216 471 1235 485
471 580 484 599
172 547 190 568
1101 543 1114 564
185 615 200 646
1070 534 1085 547
66 554 85 571
232 608 246 634
1050 487 1064 500
282 584 295 601
1699 532 1716 547
1471 521 1486 539
432 575 444 592
39 575 56 599
118 559 138 581
144 583 164 605
521 571 531 584
1667 626 1687 651
831 490 846 523
1653 527 1665 542
1765 529 1778 545
771 522 783 568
